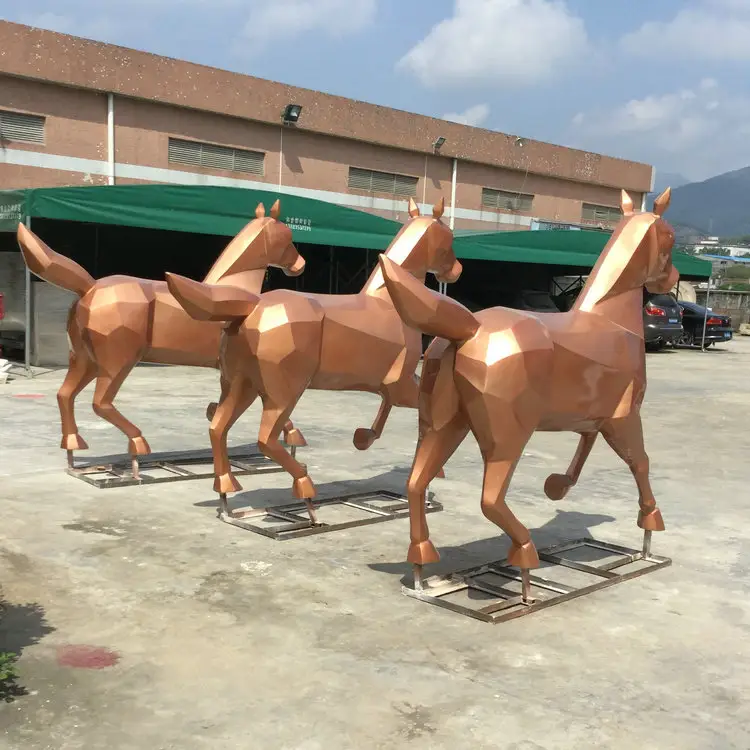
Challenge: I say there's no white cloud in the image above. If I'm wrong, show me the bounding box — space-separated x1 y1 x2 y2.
238 0 376 51
397 0 588 90
621 0 750 60
570 80 750 180
441 103 491 127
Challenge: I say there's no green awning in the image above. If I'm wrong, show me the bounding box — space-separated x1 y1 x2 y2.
0 184 403 250
0 185 711 279
452 228 712 280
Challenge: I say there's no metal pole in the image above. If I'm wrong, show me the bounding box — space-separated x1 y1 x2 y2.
107 93 116 185
701 277 711 350
278 126 284 192
449 157 458 231
23 215 32 376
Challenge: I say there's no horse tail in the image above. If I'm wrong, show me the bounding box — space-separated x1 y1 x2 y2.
165 272 259 322
18 223 95 297
378 254 479 342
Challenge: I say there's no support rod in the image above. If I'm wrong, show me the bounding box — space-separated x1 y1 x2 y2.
107 93 115 185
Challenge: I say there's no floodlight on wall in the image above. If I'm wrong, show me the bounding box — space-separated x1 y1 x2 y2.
432 136 446 152
282 104 303 125
515 136 526 147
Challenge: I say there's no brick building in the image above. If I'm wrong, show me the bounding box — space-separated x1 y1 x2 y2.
0 20 653 233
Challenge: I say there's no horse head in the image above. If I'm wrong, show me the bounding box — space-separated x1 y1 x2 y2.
639 188 678 294
377 197 462 288
203 200 305 286
576 187 678 311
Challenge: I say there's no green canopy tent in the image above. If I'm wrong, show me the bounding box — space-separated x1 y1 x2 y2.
0 184 407 371
0 184 712 370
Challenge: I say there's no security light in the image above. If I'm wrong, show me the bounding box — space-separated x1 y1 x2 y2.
433 136 446 151
282 104 303 125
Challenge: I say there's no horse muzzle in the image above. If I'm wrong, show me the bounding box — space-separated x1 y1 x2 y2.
437 259 463 284
646 264 679 294
284 254 306 277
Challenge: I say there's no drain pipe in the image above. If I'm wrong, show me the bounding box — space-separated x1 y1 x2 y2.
107 93 115 185
441 157 458 296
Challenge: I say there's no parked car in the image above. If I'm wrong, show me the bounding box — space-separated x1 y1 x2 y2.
511 289 562 313
677 301 733 347
643 292 683 351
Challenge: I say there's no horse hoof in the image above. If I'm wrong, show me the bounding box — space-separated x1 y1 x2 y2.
206 402 218 421
544 473 573 501
407 540 440 565
507 540 540 569
128 436 151 456
353 428 376 451
214 473 242 494
436 468 446 479
293 475 316 499
61 434 88 451
283 427 307 447
638 508 665 531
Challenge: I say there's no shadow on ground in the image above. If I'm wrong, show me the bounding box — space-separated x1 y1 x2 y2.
193 467 412 512
368 509 617 586
0 599 54 702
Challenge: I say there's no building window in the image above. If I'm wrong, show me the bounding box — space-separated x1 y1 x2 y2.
348 167 418 197
0 110 45 145
582 203 622 223
482 187 534 212
168 138 264 175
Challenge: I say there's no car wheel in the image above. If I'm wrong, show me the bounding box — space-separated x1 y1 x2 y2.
645 341 665 352
679 329 695 347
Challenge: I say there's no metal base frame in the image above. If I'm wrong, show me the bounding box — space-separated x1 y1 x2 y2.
403 532 671 624
219 490 443 541
67 443 297 489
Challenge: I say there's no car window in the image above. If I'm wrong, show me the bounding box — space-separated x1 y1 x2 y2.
648 294 678 306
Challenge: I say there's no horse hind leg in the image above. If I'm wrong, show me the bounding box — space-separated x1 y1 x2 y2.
58 343 97 463
544 432 598 501
353 393 392 451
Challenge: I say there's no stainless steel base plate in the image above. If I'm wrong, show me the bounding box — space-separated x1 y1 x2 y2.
403 535 671 624
219 490 443 540
67 443 294 489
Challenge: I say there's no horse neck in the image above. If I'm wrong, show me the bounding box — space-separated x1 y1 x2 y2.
572 224 647 335
207 268 267 293
361 221 429 296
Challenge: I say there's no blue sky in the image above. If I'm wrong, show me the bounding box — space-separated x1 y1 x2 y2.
2 0 750 183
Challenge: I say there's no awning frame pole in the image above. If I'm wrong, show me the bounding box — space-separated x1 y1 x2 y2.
23 215 33 377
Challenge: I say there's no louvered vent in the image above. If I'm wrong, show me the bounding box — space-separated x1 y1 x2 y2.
348 167 418 197
581 203 622 223
482 187 534 212
168 138 264 175
0 110 45 144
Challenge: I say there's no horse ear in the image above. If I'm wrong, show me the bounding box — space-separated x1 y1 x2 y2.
408 197 420 218
270 199 281 220
621 190 634 215
255 203 266 219
653 187 671 216
432 196 445 219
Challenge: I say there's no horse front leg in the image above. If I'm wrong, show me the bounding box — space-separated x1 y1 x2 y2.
600 414 665 538
544 432 598 501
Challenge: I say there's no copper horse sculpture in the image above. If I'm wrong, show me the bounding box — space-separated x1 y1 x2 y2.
379 188 676 591
18 201 306 475
166 197 462 519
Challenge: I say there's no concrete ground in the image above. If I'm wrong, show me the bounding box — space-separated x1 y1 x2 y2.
1 339 749 750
